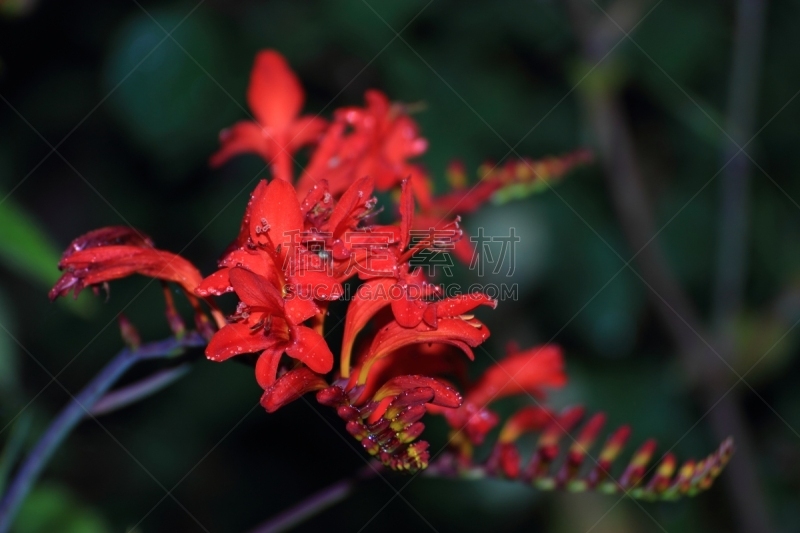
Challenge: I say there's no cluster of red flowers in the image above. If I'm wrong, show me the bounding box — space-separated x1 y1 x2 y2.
50 50 731 494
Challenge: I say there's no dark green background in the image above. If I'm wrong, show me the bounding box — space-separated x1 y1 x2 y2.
1 0 799 532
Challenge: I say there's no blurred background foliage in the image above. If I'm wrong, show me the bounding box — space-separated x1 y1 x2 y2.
1 0 799 531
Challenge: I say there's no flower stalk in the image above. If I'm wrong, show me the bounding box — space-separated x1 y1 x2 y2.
0 332 206 533
248 464 379 533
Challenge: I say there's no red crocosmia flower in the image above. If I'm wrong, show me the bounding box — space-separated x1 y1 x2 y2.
349 293 496 389
317 287 486 472
338 179 462 374
210 50 327 182
297 90 428 198
196 178 343 308
301 175 382 279
49 226 224 335
205 267 334 388
443 344 567 445
48 50 735 492
50 226 203 299
198 179 346 387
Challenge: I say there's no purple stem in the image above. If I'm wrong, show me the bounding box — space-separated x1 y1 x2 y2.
0 332 206 533
248 464 379 533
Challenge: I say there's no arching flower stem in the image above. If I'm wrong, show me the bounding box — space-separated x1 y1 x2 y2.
0 332 206 533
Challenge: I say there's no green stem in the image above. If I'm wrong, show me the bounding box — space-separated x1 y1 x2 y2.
0 333 206 533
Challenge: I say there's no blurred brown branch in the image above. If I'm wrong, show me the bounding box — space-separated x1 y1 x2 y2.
564 1 771 532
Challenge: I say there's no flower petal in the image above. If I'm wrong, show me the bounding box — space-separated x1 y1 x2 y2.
390 289 427 328
210 121 269 168
247 50 304 132
287 116 328 151
228 267 284 313
206 322 278 362
59 226 153 261
261 367 328 413
250 179 304 263
327 176 374 238
51 245 203 300
374 375 462 408
195 268 234 297
436 293 497 317
286 325 333 374
300 179 330 216
221 248 283 288
255 345 284 389
340 277 395 376
285 295 318 325
356 317 490 384
465 345 567 409
227 179 268 252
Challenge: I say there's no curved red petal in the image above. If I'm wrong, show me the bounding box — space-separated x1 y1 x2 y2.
340 277 395 376
465 345 567 408
228 267 284 313
284 295 318 325
250 179 304 260
247 50 303 132
210 121 268 168
390 290 427 328
287 116 328 151
300 179 330 216
255 346 284 389
436 293 497 317
228 179 268 251
51 245 203 300
261 367 328 413
195 268 234 297
289 270 343 301
374 375 462 408
59 226 153 262
356 318 489 383
205 322 278 362
286 325 333 374
221 248 282 289
327 176 374 238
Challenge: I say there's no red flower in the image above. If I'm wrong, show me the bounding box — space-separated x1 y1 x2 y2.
43 48 736 498
261 367 329 413
198 178 342 387
50 226 203 299
196 178 343 309
47 50 735 493
339 179 461 373
210 50 327 182
204 267 334 388
49 226 224 335
297 90 428 198
349 293 496 390
443 344 567 445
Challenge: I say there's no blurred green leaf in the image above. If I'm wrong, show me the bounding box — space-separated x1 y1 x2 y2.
0 285 20 399
0 198 61 287
0 197 92 316
16 483 110 533
0 411 32 494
